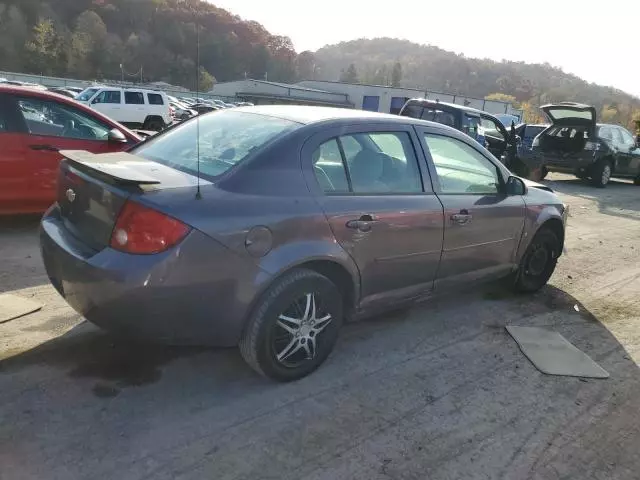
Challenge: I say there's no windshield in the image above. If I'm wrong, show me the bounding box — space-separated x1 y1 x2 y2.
132 111 301 179
76 88 99 102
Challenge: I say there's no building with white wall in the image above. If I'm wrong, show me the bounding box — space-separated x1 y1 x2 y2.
209 78 524 119
209 79 353 107
296 80 523 118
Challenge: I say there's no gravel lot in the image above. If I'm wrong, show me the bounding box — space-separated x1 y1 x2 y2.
1 173 639 480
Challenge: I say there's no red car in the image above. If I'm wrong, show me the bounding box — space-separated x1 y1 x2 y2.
0 85 141 215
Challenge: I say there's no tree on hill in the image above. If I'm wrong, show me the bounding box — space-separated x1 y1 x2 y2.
339 63 359 83
314 37 640 129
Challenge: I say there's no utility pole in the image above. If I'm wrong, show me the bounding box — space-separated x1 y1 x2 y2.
119 63 124 84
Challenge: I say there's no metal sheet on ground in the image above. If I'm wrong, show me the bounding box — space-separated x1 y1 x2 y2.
0 293 43 324
506 325 610 379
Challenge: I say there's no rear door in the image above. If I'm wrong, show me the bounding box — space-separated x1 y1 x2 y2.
7 95 126 212
302 123 445 308
415 126 526 290
124 91 146 125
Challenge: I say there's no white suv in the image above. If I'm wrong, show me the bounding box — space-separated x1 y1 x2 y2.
75 87 172 131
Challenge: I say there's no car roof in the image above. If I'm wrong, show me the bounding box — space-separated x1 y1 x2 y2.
403 98 488 115
233 105 426 125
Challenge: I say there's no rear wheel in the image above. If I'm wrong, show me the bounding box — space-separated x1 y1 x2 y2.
590 160 612 188
514 227 560 293
239 269 343 382
143 117 165 132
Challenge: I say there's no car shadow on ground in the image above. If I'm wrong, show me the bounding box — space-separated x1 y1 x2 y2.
1 284 638 479
545 177 640 221
0 214 50 292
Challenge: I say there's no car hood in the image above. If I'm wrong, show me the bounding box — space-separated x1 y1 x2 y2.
541 103 596 127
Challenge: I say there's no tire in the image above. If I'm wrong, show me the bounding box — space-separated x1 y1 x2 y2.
575 170 588 180
143 117 164 132
239 269 343 382
634 175 640 186
513 227 560 293
539 166 548 180
590 159 612 188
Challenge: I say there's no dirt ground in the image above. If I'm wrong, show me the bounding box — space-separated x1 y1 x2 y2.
1 173 639 480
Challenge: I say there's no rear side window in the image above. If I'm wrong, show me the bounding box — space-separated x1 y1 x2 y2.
132 111 300 179
312 132 424 194
125 92 145 105
147 93 164 105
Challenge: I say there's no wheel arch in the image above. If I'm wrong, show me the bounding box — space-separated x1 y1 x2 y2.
539 217 565 252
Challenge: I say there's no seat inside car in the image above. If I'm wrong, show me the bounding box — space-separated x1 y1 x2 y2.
350 150 390 192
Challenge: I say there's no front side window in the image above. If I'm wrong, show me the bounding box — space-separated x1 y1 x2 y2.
618 128 636 148
76 88 99 102
312 132 423 194
17 97 111 140
132 111 300 180
147 93 164 105
424 134 500 194
125 92 145 105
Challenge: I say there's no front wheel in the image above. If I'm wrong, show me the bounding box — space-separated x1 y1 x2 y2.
514 228 560 293
239 269 343 382
590 160 612 188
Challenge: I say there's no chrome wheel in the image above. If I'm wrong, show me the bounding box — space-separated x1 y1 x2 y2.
273 293 332 367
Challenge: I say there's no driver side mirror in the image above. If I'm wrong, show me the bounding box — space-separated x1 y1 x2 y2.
506 175 527 196
107 129 127 144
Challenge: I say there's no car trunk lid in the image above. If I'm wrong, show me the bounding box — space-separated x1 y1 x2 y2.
57 150 205 251
541 103 596 128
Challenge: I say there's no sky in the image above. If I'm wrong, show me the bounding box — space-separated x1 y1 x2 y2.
210 0 640 97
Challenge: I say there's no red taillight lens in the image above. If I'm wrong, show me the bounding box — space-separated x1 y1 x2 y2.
110 201 190 254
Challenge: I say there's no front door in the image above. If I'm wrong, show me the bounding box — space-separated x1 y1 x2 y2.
616 127 639 177
304 125 445 308
6 95 126 212
417 128 526 290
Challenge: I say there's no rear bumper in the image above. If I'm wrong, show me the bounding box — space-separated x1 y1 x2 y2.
537 150 598 171
40 208 267 346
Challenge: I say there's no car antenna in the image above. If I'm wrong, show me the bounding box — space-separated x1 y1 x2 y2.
195 17 202 200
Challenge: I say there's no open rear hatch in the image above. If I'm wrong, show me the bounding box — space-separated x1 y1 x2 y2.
56 150 198 252
541 102 596 127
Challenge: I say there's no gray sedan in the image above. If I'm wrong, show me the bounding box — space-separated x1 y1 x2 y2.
40 106 568 381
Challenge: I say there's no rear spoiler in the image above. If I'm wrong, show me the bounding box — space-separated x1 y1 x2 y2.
60 150 161 185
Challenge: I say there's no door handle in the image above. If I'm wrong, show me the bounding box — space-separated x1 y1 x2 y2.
346 214 379 232
29 144 59 152
450 209 472 225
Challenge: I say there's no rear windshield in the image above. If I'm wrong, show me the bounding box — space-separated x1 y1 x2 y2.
76 88 99 102
546 108 593 122
131 111 300 179
401 104 455 127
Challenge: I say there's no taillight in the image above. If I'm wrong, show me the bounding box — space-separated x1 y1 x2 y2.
110 201 190 254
